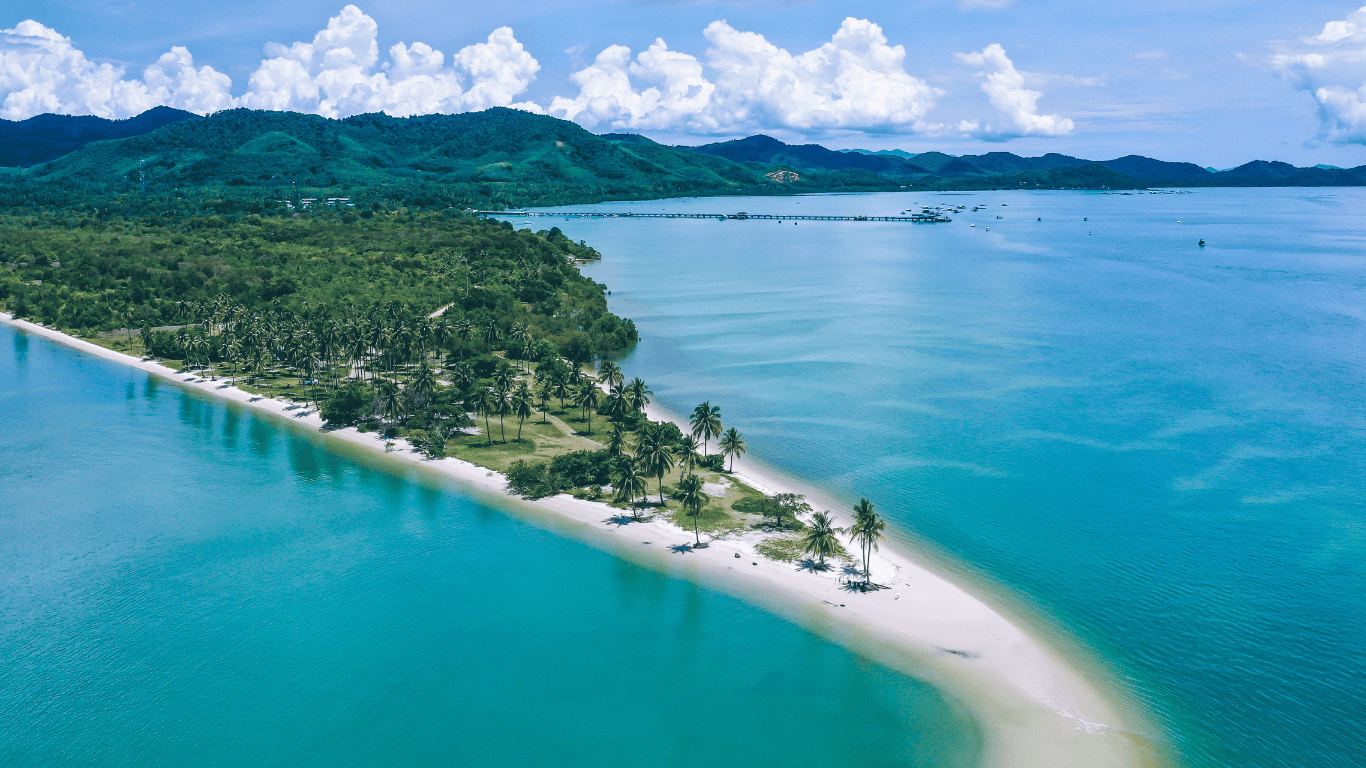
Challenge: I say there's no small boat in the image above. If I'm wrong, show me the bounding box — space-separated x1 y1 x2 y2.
1198 239 1206 247
970 224 976 228
996 215 1003 219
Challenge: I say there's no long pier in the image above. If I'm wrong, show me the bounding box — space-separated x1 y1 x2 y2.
475 210 953 223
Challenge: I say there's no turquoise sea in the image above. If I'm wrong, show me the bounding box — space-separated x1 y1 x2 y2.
0 326 980 766
3 187 1363 768
560 188 1365 768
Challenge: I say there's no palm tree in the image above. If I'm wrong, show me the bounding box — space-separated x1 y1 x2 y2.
511 381 533 442
492 366 515 398
535 381 553 424
551 377 571 410
801 511 844 569
454 318 474 360
849 499 886 585
471 387 499 445
493 388 510 443
614 457 649 513
719 427 746 472
482 321 499 349
625 377 652 414
603 385 630 423
636 430 676 504
597 359 624 389
607 421 628 456
689 402 722 456
574 382 599 433
410 362 436 405
377 380 404 425
677 474 706 546
678 434 701 477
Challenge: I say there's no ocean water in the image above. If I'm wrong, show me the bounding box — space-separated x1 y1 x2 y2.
0 327 982 767
556 188 1366 768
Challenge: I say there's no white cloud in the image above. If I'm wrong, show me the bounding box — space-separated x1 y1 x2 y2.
550 17 940 133
0 20 231 120
0 6 541 122
953 43 1073 138
1269 5 1366 143
240 5 541 117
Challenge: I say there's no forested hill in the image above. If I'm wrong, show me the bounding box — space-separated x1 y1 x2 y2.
7 107 1366 207
12 108 892 209
0 106 196 168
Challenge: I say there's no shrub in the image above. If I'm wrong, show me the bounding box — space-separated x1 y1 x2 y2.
506 460 562 499
320 379 371 425
548 449 616 487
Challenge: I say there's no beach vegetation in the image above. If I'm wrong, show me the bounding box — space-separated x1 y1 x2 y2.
849 499 887 585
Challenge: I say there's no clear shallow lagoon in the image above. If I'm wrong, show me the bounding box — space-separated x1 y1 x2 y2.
553 188 1366 768
0 328 982 767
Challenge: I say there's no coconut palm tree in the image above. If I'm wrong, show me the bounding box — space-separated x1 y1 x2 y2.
376 380 404 425
849 499 886 585
689 402 722 456
677 474 706 546
410 362 436 404
551 377 571 410
678 434 701 477
625 377 652 414
636 430 676 505
614 457 649 513
603 385 630 423
719 427 746 472
535 381 553 424
574 382 599 433
801 511 844 569
597 359 623 389
493 388 510 443
453 318 474 360
472 387 498 445
492 366 515 399
607 421 628 456
511 381 533 442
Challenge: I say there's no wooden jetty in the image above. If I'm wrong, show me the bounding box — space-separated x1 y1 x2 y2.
474 210 952 223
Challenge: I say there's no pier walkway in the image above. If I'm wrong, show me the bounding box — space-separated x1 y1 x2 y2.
475 210 953 223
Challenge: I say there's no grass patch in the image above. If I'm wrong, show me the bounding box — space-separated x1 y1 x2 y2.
755 537 805 563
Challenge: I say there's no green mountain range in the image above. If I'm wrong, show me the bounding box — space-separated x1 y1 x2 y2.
3 107 1365 211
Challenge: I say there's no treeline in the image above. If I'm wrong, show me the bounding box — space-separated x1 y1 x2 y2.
0 202 636 359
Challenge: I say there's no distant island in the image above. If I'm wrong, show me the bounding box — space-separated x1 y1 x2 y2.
1 107 1363 213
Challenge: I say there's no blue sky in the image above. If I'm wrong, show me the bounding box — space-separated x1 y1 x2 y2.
5 1 1366 167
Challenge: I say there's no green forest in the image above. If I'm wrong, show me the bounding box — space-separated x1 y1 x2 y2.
0 201 635 360
0 108 912 210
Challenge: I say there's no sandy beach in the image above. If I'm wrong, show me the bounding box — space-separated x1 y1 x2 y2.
2 312 1163 768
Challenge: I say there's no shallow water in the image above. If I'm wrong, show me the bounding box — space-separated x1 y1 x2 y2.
0 327 982 767
560 188 1366 768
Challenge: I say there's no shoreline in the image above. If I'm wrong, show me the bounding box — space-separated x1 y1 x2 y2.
1 312 1163 768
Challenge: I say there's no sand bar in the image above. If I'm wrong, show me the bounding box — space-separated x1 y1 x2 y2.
2 312 1165 768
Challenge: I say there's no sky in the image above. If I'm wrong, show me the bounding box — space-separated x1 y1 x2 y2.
4 0 1366 167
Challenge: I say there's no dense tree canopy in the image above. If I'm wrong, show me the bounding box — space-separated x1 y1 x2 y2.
0 202 635 359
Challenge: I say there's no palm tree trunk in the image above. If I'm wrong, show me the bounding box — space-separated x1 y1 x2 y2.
658 474 665 505
484 413 493 445
517 416 524 442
